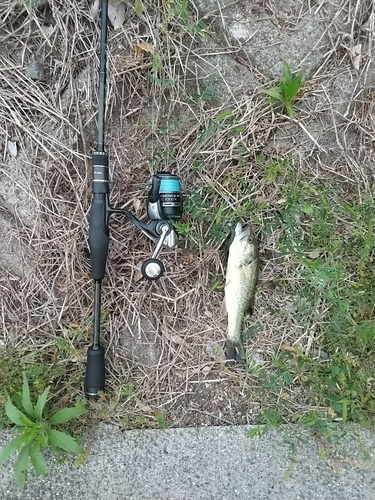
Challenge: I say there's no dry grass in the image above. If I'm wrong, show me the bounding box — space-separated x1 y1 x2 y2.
0 0 374 428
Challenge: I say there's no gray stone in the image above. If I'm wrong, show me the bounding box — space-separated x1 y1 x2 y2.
0 209 30 277
183 38 260 107
25 61 45 81
0 152 40 228
196 0 329 79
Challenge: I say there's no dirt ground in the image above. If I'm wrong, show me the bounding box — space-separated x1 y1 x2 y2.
0 0 374 428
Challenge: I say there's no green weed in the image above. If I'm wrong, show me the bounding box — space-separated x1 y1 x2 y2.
147 53 177 87
262 61 304 119
168 0 210 38
121 383 136 398
248 172 375 435
190 76 218 105
197 109 244 143
134 0 144 17
0 373 85 490
263 157 290 184
149 148 175 170
155 411 166 429
182 190 237 248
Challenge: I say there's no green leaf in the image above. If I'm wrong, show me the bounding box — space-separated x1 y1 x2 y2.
29 441 48 476
0 434 31 465
4 392 33 427
215 109 232 122
134 0 143 16
303 202 314 215
281 60 293 88
49 406 86 425
284 70 304 100
34 387 50 421
39 432 48 447
229 125 245 135
199 79 216 102
47 429 83 454
21 373 35 419
155 411 166 430
284 99 294 120
14 443 32 490
248 427 263 438
262 87 283 102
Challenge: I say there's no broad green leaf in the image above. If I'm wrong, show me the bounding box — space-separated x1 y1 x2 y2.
284 100 294 120
152 55 162 72
4 392 33 427
284 70 304 100
0 434 30 465
134 0 143 16
262 87 283 102
29 441 48 476
47 429 83 454
49 406 86 425
39 432 48 447
21 373 35 418
14 443 32 490
280 60 293 89
12 393 23 411
34 387 50 421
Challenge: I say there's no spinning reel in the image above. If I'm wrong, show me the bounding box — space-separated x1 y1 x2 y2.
122 172 183 281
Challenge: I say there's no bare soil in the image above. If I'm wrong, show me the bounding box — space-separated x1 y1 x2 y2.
0 0 374 429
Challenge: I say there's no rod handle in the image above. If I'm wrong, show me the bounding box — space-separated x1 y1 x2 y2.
85 345 105 397
89 194 109 280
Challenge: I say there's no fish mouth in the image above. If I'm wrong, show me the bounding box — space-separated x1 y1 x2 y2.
235 222 251 240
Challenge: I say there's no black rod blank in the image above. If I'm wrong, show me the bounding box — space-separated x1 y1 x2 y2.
92 280 102 348
97 0 108 153
85 0 109 397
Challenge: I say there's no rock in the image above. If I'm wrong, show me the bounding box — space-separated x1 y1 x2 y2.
25 60 45 81
0 152 40 228
195 0 328 79
184 39 260 107
0 209 31 277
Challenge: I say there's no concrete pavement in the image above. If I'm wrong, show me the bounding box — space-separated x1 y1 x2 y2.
1 424 374 499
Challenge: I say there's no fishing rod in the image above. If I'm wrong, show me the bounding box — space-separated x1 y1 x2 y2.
85 0 183 398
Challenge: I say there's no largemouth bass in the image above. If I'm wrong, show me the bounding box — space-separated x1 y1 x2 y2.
221 222 259 362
